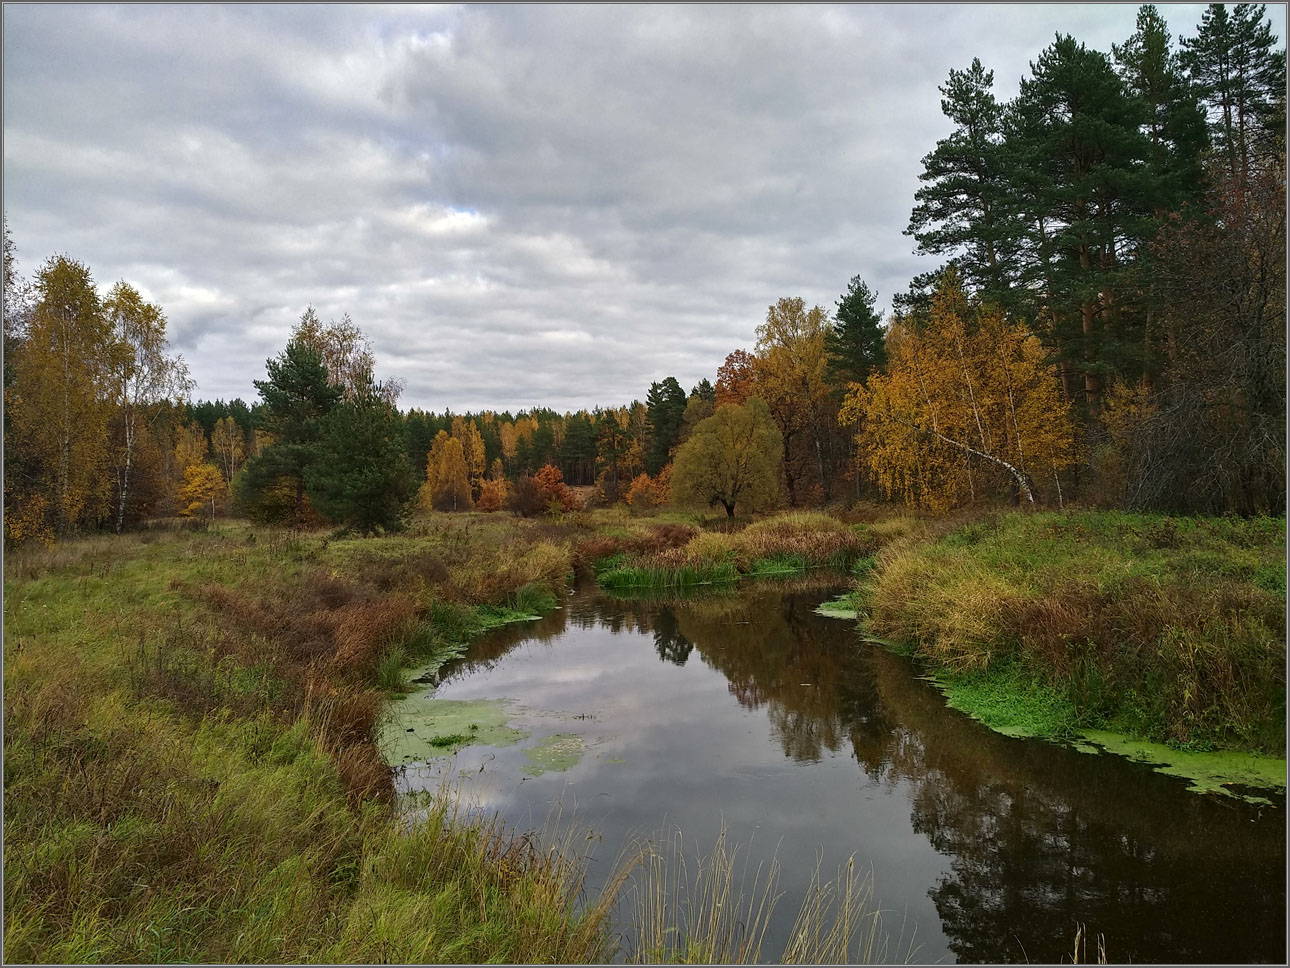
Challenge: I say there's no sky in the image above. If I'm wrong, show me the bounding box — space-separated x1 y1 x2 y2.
2 3 1266 413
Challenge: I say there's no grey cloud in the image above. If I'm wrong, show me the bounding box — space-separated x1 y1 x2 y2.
3 3 1238 412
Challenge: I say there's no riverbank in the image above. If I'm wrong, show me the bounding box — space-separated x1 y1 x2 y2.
8 506 1283 960
595 511 881 590
3 519 612 964
853 511 1286 759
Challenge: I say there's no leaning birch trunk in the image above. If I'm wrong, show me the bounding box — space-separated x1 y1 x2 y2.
896 415 1037 505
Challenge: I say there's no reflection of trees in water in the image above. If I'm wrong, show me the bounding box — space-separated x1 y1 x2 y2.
673 591 853 763
650 610 692 666
855 647 1286 965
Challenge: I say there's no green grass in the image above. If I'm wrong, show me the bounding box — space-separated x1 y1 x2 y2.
598 561 742 591
3 521 609 964
859 510 1287 755
745 553 809 578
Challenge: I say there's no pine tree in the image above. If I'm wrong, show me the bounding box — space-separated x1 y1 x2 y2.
240 340 340 522
306 380 414 532
1006 34 1156 409
644 376 687 475
1113 4 1209 212
1182 4 1285 189
825 275 887 388
907 58 1021 310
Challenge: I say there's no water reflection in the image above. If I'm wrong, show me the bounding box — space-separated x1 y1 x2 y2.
428 583 1285 964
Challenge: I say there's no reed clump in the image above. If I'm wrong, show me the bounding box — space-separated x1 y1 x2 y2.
625 826 920 965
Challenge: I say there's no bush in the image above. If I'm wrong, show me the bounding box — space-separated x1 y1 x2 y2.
507 475 545 517
476 478 509 513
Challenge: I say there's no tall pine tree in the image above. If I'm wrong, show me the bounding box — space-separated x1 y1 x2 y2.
906 58 1021 311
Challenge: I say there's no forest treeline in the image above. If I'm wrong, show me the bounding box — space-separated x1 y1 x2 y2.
3 4 1284 544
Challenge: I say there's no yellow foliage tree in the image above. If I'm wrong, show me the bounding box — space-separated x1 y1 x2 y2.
420 430 473 511
499 421 518 460
177 462 226 522
754 297 834 504
172 423 208 506
6 256 114 540
459 420 487 494
840 272 1076 510
103 281 191 532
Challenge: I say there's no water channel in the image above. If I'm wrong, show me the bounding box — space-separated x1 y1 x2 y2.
390 580 1286 964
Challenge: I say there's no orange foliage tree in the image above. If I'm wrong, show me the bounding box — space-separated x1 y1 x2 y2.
625 465 671 510
534 464 580 512
715 349 757 407
475 477 510 512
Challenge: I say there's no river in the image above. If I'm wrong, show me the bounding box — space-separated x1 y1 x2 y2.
391 581 1286 964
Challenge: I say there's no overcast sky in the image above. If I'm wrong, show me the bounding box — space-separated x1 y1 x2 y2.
3 3 1268 412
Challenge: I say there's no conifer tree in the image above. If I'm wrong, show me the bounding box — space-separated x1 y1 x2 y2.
306 379 414 532
825 275 887 388
644 376 687 476
238 340 340 523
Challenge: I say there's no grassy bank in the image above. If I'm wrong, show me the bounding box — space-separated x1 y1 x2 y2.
3 519 613 963
597 512 878 591
855 511 1286 756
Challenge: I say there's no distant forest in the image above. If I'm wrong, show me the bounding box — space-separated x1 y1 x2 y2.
4 4 1284 543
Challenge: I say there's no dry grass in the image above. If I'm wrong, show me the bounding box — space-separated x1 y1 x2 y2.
600 511 882 589
625 826 920 965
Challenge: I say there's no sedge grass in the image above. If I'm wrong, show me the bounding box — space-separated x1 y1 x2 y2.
624 825 921 965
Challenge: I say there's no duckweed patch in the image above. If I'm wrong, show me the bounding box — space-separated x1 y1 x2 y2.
814 590 863 620
382 697 527 765
523 733 586 776
929 662 1079 739
1077 730 1287 803
905 651 1286 802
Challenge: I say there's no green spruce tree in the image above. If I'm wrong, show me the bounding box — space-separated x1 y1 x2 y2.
825 275 887 388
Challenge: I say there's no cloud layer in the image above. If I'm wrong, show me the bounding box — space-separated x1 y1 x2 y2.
3 4 1220 411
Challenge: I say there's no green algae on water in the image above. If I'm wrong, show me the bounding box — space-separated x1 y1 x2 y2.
814 596 859 620
1077 730 1287 803
522 733 585 776
382 696 527 765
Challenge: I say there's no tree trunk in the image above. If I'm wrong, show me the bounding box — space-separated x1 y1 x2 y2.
115 409 135 534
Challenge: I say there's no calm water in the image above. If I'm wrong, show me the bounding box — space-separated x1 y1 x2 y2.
396 582 1286 964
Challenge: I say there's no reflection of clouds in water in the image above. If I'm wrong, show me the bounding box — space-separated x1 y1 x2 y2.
400 583 1286 965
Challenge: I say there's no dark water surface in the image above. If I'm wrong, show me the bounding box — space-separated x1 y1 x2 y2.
397 583 1286 964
